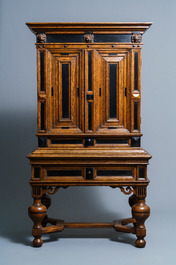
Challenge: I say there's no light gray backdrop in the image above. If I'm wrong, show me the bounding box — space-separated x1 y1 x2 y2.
0 0 175 264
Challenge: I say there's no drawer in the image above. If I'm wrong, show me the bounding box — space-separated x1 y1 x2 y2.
31 166 137 183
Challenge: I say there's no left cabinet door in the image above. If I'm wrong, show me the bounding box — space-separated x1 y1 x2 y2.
39 48 85 134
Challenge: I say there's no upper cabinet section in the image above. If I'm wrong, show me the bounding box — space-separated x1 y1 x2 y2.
26 22 152 138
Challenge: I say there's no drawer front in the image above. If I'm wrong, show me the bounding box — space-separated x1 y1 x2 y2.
34 166 137 184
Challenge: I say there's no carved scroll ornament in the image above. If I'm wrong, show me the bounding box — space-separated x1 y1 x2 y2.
120 186 134 195
45 186 59 195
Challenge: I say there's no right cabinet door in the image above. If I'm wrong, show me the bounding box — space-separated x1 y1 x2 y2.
91 48 132 134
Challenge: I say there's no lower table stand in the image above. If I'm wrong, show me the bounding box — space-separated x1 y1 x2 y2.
28 148 151 248
28 185 150 248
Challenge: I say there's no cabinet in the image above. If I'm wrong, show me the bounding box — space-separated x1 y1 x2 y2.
26 22 152 248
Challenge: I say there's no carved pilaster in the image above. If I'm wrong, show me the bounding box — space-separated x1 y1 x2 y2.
135 186 147 198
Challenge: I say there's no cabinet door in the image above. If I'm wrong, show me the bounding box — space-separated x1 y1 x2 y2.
48 49 84 133
85 48 131 133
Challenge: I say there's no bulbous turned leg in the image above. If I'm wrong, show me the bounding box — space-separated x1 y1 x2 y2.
28 198 47 247
41 194 51 227
132 199 150 248
129 194 139 228
129 194 138 208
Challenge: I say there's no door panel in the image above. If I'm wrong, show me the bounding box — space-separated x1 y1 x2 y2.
48 49 84 133
91 49 132 133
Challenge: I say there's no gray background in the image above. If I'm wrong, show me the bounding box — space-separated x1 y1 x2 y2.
0 0 175 264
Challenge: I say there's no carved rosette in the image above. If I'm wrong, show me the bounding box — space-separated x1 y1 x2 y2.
37 33 46 43
84 34 94 43
131 33 142 43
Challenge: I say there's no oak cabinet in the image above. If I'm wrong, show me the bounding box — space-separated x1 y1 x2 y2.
27 22 152 248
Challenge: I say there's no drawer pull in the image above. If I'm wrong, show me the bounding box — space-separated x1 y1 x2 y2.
86 168 94 180
84 138 94 147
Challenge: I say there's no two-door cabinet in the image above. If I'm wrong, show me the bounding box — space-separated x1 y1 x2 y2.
26 22 152 248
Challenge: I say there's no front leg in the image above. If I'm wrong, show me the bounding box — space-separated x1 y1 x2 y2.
28 187 47 247
132 187 150 248
129 194 138 208
41 193 51 227
129 194 138 228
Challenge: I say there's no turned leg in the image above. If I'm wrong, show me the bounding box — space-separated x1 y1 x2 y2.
41 194 51 227
129 194 138 228
132 192 150 248
129 194 138 208
28 187 47 247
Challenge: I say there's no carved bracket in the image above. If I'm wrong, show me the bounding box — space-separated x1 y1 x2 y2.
120 186 134 195
45 186 59 195
131 33 142 43
37 33 46 43
84 34 94 43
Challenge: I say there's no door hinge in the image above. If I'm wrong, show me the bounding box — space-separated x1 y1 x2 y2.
77 87 79 97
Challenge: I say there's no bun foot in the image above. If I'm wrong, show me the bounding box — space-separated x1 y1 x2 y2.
135 239 146 248
33 238 43 247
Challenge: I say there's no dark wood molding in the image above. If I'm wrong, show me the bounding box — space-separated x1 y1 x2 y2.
26 22 152 35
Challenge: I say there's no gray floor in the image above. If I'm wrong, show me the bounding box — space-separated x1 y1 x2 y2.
0 212 174 265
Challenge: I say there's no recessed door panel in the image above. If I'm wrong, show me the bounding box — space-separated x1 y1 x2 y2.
48 49 84 133
61 63 69 119
91 49 131 133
